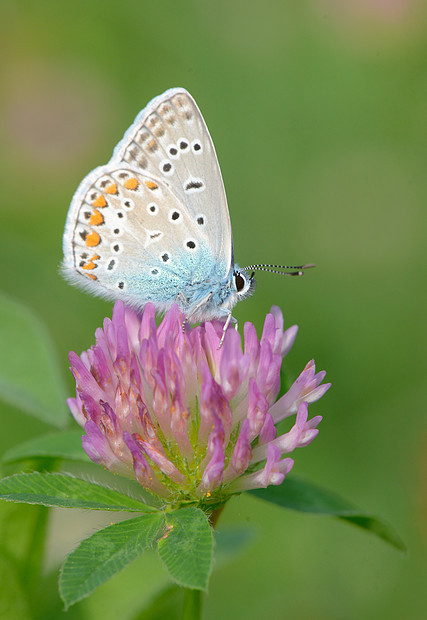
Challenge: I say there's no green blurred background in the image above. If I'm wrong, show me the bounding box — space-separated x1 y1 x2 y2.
0 1 425 618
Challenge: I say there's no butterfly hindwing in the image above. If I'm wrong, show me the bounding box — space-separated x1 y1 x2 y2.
63 167 217 309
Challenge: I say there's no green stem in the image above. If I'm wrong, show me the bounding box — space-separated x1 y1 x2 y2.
182 588 202 619
23 505 49 594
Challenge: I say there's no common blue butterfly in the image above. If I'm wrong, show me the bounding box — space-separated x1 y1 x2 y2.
62 88 311 338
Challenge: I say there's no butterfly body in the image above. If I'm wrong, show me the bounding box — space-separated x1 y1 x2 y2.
63 88 254 323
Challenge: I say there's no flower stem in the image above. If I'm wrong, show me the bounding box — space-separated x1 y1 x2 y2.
182 588 202 619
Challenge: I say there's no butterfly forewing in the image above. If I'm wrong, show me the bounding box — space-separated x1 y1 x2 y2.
115 89 233 277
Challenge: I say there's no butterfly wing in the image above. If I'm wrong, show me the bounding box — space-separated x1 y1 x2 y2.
63 166 220 311
63 88 234 312
115 88 233 278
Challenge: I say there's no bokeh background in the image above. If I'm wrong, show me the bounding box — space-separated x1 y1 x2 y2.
0 1 425 618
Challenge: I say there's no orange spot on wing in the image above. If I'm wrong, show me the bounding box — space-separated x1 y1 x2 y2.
82 261 96 270
124 177 139 190
85 231 101 247
105 183 118 194
90 254 100 260
144 180 158 190
92 195 107 208
89 209 104 226
87 274 97 280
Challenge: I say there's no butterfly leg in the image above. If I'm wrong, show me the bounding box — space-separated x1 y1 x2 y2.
174 292 189 332
218 312 236 348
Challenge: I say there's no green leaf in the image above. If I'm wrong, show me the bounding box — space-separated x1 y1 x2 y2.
59 513 164 609
157 507 213 591
2 430 90 464
249 476 405 551
0 472 157 512
0 292 68 427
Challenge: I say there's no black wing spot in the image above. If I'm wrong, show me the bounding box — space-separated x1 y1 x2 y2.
185 180 204 191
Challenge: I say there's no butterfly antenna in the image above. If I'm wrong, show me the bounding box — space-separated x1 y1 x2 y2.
242 263 315 276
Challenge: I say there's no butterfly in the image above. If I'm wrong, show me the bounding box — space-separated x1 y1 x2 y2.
62 88 311 340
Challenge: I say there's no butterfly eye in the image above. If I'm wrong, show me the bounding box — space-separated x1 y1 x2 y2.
233 271 246 293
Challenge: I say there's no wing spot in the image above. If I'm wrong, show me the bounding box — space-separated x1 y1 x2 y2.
107 259 116 271
173 95 193 120
197 215 205 226
147 115 160 128
147 203 158 215
118 281 124 289
145 180 158 190
127 147 139 160
169 210 181 222
138 130 150 143
85 231 101 247
146 138 159 153
162 253 170 262
168 146 178 157
92 195 107 208
105 183 118 195
145 230 163 247
124 177 139 190
186 240 196 250
123 199 134 210
184 179 204 193
89 209 104 226
151 268 159 275
192 140 202 153
179 140 189 151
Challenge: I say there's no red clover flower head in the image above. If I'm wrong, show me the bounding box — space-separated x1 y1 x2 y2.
68 302 330 508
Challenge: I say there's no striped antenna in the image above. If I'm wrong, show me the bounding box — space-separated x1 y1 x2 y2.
241 263 315 276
